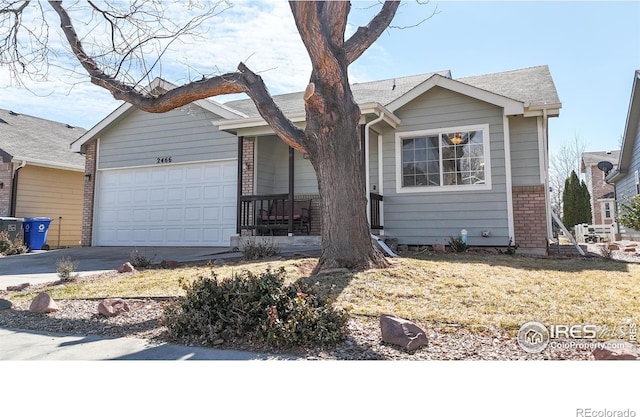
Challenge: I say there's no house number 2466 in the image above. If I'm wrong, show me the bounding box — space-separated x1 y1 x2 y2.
156 156 172 164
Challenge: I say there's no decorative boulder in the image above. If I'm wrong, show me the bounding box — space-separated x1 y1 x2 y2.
29 293 59 314
6 283 30 291
380 314 428 351
592 340 638 360
0 299 12 310
607 244 620 251
432 243 446 253
160 259 178 269
98 298 130 317
117 262 136 273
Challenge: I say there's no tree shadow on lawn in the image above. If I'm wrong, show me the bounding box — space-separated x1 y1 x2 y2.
403 251 635 273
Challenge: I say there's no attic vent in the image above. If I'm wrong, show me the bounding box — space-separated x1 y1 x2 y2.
0 118 7 124
8 110 19 116
65 124 74 129
392 78 396 91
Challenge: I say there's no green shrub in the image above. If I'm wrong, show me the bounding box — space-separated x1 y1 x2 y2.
241 238 280 260
618 195 640 232
56 256 80 282
448 236 468 253
161 268 349 349
0 231 28 256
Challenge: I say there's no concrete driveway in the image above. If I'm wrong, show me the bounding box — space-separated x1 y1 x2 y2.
0 246 240 290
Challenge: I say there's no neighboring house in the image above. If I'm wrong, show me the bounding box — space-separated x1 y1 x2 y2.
0 109 86 248
71 65 561 255
606 70 640 240
580 150 619 225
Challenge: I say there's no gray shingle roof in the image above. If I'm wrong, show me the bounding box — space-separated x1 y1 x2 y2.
457 65 561 108
223 66 560 117
0 109 86 169
582 150 620 166
224 71 451 117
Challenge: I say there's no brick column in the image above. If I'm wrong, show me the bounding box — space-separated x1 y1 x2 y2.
81 139 97 246
512 185 548 255
240 138 255 236
0 158 11 217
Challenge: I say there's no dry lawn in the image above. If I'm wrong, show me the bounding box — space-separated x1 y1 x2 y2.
10 253 640 335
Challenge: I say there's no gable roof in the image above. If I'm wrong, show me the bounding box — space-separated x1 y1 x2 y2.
0 109 86 171
457 65 561 111
70 78 247 153
223 65 560 118
618 70 640 174
224 71 452 118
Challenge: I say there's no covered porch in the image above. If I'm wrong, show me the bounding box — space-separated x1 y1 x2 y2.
234 132 385 239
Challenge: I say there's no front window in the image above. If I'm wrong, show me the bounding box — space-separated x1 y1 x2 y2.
604 202 612 219
396 125 491 192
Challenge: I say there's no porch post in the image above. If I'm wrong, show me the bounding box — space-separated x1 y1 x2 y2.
236 136 243 234
288 146 294 236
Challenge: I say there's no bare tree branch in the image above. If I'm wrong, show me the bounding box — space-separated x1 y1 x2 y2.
344 0 400 64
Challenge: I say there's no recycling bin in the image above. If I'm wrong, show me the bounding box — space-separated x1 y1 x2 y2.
0 217 24 243
22 217 52 250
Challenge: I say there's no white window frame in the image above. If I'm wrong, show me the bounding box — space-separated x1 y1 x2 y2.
395 124 492 194
601 201 613 220
635 170 639 195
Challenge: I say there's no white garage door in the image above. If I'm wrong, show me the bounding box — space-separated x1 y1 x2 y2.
95 161 237 246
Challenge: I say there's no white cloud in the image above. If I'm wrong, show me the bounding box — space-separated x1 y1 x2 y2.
1 0 388 128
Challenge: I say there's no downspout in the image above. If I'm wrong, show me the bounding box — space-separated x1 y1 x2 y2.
377 133 384 235
364 111 384 224
542 108 553 242
10 160 26 217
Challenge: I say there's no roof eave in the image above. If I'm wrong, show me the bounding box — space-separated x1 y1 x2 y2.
11 156 84 172
618 70 640 171
386 74 525 115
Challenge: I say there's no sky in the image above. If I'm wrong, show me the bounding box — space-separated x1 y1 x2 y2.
1 1 639 160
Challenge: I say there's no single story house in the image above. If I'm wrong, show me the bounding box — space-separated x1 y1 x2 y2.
70 65 561 255
0 109 86 248
606 70 640 240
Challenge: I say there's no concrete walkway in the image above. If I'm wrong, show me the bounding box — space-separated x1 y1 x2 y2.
0 245 320 290
0 327 298 360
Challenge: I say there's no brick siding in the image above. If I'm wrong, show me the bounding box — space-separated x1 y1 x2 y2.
588 165 616 224
0 158 11 217
512 185 548 253
81 139 97 246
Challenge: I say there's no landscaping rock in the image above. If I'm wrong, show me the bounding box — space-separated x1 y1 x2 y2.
0 299 12 310
623 247 637 253
160 259 178 269
432 243 446 253
6 283 30 291
607 244 620 251
592 340 638 360
117 262 136 273
98 298 130 317
213 259 226 266
379 314 428 351
29 293 59 314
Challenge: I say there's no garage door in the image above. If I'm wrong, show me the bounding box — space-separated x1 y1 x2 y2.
94 161 237 246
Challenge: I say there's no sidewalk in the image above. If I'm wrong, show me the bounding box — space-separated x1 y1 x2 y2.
0 327 299 360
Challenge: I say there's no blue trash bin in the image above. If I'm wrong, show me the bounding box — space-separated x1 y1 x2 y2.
23 217 52 250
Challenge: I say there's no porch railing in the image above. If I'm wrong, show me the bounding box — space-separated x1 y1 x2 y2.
370 192 383 230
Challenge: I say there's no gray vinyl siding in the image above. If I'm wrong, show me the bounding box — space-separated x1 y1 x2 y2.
256 135 318 195
615 116 640 240
509 116 542 186
369 130 380 193
382 86 510 246
98 105 237 169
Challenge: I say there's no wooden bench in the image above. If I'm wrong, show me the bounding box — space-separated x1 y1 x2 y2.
258 199 312 235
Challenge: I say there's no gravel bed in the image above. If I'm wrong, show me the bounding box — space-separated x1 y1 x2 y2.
0 290 600 360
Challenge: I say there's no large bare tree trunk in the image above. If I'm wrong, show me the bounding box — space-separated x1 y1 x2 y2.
306 71 388 272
